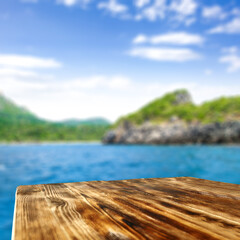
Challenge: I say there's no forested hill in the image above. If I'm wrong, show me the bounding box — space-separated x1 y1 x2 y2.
0 94 110 142
116 89 240 126
0 94 41 124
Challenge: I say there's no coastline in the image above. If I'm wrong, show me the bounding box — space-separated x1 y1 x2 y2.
103 121 240 145
1 141 240 147
0 140 102 145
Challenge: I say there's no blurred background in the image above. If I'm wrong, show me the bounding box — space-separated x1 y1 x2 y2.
0 0 240 239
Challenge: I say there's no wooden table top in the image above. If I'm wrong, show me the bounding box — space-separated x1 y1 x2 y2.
12 177 240 240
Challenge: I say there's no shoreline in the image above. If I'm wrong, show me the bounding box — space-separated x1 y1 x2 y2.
0 141 240 147
103 121 240 145
0 140 102 145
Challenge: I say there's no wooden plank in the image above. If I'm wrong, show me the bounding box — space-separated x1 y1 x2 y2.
12 177 240 240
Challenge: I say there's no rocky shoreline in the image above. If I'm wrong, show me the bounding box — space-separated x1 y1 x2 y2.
102 121 240 144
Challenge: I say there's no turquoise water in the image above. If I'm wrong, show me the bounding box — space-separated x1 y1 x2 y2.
1 143 240 239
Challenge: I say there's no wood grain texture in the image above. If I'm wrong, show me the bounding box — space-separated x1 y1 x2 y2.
12 177 240 240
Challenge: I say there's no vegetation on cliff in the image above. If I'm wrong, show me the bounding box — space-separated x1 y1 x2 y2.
0 94 110 142
116 89 240 126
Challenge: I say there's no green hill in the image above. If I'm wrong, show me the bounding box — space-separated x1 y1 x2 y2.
116 89 240 125
0 94 110 142
0 94 41 124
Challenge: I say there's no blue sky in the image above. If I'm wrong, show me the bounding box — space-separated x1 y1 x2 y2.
0 0 240 121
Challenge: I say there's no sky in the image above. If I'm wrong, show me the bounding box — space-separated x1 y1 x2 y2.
0 0 240 122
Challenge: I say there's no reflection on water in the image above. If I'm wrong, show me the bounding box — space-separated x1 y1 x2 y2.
0 143 240 240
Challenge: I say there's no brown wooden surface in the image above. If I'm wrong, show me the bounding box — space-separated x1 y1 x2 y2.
12 177 240 240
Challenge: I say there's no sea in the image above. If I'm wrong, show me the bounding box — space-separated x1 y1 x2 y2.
1 143 240 240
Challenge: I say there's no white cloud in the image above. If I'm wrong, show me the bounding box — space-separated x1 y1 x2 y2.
135 0 150 8
58 0 77 7
0 54 61 69
55 0 198 25
133 34 148 44
220 53 240 73
170 0 198 16
0 68 38 77
1 78 46 94
202 5 227 20
168 0 198 25
136 0 167 21
208 18 240 34
64 75 130 89
107 76 130 88
57 0 91 7
98 0 128 14
0 73 131 121
133 32 204 45
220 47 240 73
131 0 198 24
128 47 201 62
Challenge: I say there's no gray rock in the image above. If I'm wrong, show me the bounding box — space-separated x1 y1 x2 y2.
102 121 240 145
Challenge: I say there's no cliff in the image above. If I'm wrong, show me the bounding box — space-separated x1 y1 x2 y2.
103 90 240 144
103 121 240 144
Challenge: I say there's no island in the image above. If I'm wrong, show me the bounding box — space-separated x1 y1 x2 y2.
103 90 240 144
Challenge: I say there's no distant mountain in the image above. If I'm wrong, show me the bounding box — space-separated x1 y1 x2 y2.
116 89 240 125
0 94 110 142
60 118 111 126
